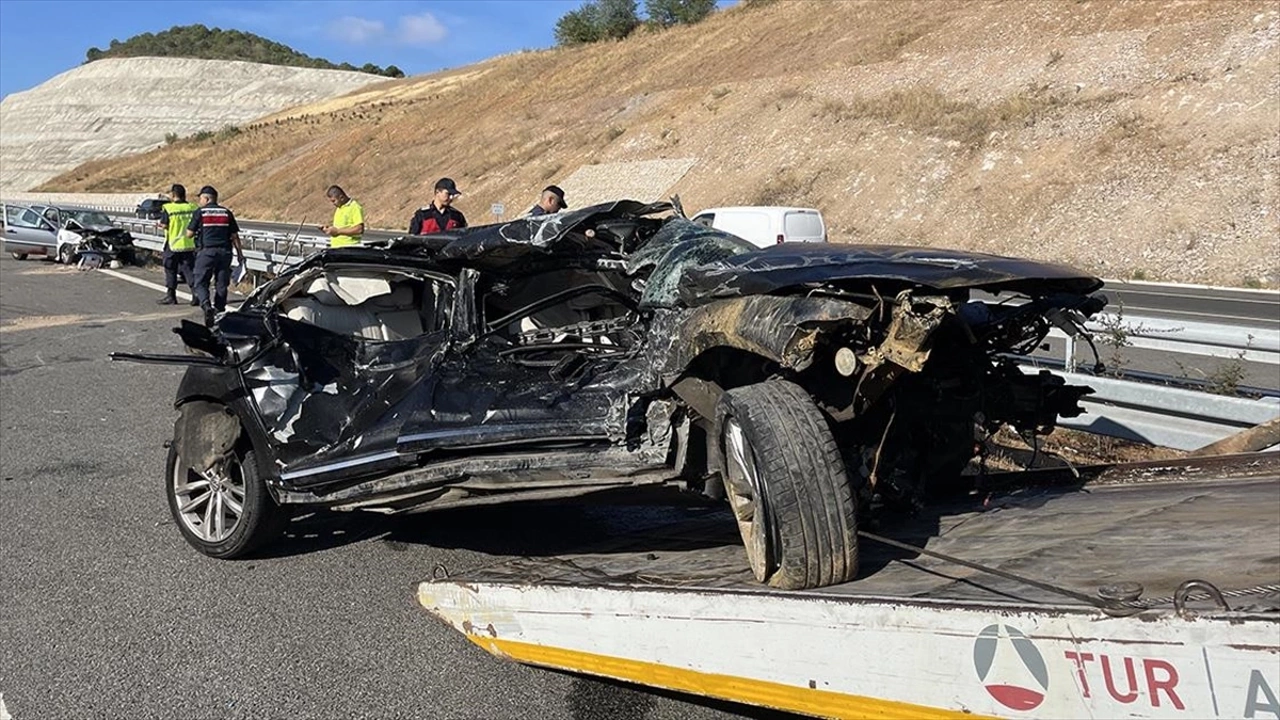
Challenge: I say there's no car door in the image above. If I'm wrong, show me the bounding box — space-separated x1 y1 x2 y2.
399 265 651 454
240 267 460 485
3 207 57 256
112 263 462 487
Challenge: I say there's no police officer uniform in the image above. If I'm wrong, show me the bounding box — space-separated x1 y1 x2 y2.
528 185 569 217
186 185 244 325
409 178 468 234
158 186 199 305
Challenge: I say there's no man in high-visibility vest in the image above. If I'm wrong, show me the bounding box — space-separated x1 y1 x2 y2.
156 183 199 305
320 185 364 248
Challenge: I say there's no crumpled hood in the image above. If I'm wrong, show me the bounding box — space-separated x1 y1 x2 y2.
679 244 1103 302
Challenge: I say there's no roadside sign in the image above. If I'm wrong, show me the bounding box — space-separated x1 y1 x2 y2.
491 203 505 217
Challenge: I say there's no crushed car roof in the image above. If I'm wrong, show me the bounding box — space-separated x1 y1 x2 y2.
348 200 1102 298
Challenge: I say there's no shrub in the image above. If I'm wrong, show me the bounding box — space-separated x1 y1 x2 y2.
555 0 640 46
645 0 716 27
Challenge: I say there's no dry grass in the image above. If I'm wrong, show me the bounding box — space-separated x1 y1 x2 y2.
815 86 1064 148
974 427 1185 473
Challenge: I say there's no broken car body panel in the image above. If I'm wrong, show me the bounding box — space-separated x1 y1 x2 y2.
115 200 1107 558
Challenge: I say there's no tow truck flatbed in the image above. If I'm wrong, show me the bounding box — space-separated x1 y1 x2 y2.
418 454 1280 719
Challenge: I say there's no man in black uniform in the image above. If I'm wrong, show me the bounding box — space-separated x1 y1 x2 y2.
409 177 468 234
186 185 246 326
527 185 568 216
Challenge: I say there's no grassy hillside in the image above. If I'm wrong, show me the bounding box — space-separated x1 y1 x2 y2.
43 0 1280 287
85 24 403 77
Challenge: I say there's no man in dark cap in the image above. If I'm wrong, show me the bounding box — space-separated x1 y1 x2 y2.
156 183 199 305
409 177 467 234
185 185 247 326
528 185 569 216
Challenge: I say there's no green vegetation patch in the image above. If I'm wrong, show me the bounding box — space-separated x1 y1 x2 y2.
86 24 404 78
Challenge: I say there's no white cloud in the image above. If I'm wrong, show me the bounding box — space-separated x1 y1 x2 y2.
396 13 448 46
324 12 446 47
329 16 387 44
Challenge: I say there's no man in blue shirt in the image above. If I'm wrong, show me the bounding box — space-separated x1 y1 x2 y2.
186 185 247 326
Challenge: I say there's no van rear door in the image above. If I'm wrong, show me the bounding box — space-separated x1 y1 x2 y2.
711 210 773 248
783 210 825 243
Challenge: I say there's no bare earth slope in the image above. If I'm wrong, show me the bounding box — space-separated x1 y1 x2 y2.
39 0 1280 287
0 57 388 192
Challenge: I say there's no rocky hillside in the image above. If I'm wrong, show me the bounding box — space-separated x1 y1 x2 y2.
0 57 388 191
36 0 1280 287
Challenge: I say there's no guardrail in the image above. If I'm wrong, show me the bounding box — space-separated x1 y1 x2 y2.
1051 314 1279 368
118 220 331 276
1051 371 1280 451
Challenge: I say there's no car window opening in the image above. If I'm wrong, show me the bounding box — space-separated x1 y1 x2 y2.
274 267 455 342
481 268 642 358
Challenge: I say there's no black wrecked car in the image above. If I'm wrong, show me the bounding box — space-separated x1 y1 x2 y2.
114 200 1106 590
136 198 167 220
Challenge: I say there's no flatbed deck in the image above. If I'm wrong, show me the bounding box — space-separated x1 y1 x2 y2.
417 454 1280 719
427 454 1280 607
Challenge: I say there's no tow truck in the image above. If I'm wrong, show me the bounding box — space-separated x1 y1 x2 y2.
417 453 1280 719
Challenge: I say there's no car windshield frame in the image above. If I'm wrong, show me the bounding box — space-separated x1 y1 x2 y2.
69 210 113 227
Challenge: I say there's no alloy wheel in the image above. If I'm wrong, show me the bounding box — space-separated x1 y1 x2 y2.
171 456 246 543
722 417 772 580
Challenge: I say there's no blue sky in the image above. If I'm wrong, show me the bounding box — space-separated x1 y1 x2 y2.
0 0 734 100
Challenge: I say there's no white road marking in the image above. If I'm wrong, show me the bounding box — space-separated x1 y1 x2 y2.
97 268 244 305
97 268 193 302
1 691 12 720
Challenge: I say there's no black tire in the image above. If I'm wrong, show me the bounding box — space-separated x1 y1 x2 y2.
58 245 76 265
11 252 25 260
716 379 858 589
166 443 285 558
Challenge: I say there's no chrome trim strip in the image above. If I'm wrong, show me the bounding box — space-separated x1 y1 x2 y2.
397 421 606 446
280 450 401 481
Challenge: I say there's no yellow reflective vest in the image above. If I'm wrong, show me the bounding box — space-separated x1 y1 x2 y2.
162 201 198 252
330 199 364 248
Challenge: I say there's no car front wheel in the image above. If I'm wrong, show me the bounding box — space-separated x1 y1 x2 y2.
717 379 858 590
166 443 284 558
10 252 25 260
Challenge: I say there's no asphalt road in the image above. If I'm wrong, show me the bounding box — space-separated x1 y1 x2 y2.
0 255 795 720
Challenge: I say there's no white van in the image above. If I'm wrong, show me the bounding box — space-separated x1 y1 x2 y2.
689 206 826 248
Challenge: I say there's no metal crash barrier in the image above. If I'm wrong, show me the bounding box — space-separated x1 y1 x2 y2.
114 218 331 277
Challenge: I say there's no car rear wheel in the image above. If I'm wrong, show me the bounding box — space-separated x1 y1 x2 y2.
10 252 25 260
717 379 858 590
166 444 284 558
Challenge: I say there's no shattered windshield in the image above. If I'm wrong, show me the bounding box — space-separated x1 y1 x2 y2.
628 218 755 309
69 210 113 227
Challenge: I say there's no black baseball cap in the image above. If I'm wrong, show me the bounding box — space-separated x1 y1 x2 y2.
544 185 568 208
434 177 461 196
